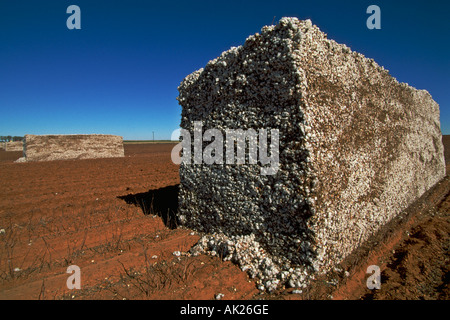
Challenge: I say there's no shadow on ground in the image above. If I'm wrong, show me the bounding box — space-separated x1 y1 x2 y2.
118 184 179 229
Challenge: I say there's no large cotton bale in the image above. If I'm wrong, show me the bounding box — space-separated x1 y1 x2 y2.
176 17 445 291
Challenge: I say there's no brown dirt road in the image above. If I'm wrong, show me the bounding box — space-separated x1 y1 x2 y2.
0 140 448 300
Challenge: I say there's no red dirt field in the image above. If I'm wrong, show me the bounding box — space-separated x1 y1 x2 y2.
0 141 449 300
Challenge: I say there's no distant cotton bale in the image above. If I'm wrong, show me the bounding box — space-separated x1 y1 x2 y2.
23 134 125 162
4 141 23 151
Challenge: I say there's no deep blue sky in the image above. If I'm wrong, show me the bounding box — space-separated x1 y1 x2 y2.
0 0 449 140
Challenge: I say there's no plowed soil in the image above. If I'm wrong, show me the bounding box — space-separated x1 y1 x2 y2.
0 140 448 300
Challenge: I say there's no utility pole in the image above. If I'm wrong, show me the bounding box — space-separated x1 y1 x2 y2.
152 131 154 142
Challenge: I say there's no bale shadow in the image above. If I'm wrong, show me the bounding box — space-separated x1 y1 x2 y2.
118 184 179 229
